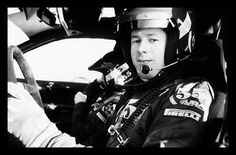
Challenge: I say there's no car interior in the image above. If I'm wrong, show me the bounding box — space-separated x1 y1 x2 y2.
7 7 229 147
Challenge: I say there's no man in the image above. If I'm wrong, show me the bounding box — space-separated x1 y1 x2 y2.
71 8 216 147
8 7 215 147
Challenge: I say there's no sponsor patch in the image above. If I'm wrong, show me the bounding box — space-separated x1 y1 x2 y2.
121 103 137 119
164 108 201 121
169 81 214 121
179 98 203 110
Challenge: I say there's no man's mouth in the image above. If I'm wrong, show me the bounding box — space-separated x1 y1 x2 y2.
137 59 152 64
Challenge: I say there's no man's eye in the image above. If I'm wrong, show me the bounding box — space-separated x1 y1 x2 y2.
131 39 140 43
149 39 158 43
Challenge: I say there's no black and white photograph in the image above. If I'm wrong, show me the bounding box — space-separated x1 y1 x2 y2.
5 4 230 149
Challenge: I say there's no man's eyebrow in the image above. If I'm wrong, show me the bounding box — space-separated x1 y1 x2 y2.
146 33 159 37
131 33 158 38
131 33 143 39
131 35 139 38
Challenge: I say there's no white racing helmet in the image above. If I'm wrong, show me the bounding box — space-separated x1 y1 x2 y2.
116 8 195 73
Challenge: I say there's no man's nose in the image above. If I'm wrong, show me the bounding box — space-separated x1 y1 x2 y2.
137 40 149 54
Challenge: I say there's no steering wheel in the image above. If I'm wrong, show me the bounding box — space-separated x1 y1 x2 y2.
8 45 44 109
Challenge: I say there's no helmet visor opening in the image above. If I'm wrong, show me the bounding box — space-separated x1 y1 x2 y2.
118 19 175 32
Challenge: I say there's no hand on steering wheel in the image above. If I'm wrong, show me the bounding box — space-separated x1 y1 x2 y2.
8 45 44 109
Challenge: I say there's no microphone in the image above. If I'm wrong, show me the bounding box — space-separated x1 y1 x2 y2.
141 65 152 74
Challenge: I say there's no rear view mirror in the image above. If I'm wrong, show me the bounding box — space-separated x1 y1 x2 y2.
37 7 57 27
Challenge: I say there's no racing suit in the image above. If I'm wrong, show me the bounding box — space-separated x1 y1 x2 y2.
72 73 215 147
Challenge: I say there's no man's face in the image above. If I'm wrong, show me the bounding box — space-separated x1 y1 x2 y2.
131 28 167 81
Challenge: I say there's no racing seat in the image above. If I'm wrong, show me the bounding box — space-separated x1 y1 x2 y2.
191 15 228 147
201 39 228 147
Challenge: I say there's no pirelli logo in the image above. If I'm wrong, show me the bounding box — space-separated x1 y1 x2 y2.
164 108 201 121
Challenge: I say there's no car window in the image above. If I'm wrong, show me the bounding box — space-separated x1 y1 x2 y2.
8 19 29 46
14 38 116 83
